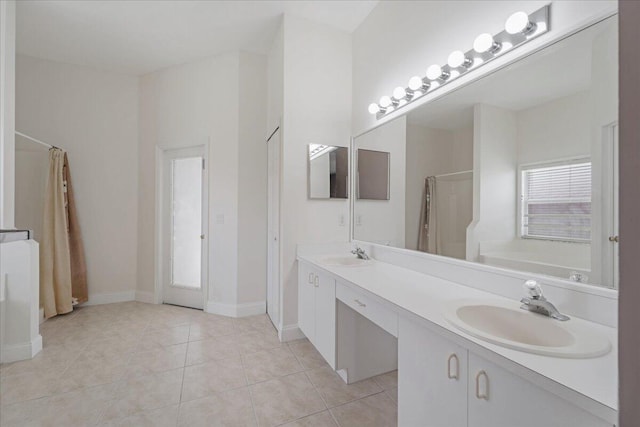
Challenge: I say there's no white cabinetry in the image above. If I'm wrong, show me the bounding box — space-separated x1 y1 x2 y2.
467 353 611 427
398 316 467 427
399 315 613 427
298 261 336 368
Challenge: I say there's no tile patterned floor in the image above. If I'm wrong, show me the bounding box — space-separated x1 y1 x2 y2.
0 302 397 426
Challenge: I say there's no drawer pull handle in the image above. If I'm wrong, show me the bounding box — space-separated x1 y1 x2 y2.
314 276 319 287
354 299 366 308
475 370 489 400
308 273 314 284
447 354 459 380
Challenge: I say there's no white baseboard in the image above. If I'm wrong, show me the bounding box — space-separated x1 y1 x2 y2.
81 291 136 306
1 335 42 363
135 291 155 304
279 324 306 342
205 300 266 318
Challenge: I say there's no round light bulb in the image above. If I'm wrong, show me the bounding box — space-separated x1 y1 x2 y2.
408 76 425 91
426 64 443 80
368 103 380 114
447 50 467 68
379 96 392 108
505 11 532 35
393 87 406 100
473 33 494 53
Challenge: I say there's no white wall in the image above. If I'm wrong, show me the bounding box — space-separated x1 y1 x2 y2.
238 53 268 306
309 153 330 198
14 146 48 241
517 91 591 164
354 116 406 247
467 104 517 261
405 125 449 251
16 55 139 302
138 51 267 313
352 0 617 135
0 0 16 229
277 14 352 330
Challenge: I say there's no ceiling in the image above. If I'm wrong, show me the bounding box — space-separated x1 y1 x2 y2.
16 0 378 76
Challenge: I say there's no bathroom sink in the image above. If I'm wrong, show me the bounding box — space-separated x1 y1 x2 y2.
444 299 611 358
320 256 372 267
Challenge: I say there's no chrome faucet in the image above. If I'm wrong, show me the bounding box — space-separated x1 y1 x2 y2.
520 280 570 321
351 246 370 260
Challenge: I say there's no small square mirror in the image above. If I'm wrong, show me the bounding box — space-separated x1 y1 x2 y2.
308 144 349 199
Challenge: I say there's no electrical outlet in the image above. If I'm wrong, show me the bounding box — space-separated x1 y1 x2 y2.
215 214 225 224
339 214 345 226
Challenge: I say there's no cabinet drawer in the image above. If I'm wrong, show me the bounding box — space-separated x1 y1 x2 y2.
336 283 398 337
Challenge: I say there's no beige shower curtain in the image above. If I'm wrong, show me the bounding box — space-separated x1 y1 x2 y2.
40 149 88 318
418 176 438 254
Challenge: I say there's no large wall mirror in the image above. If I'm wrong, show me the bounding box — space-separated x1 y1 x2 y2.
353 16 618 288
308 144 349 199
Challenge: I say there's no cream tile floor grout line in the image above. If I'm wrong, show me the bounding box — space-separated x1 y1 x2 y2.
239 340 261 427
0 301 397 427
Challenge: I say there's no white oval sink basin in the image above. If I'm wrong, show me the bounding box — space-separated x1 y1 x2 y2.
444 300 611 358
320 256 372 267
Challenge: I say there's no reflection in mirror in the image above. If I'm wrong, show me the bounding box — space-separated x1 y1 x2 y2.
308 144 348 199
357 149 390 200
353 16 618 288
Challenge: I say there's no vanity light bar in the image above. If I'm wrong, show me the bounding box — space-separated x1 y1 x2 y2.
367 5 550 119
309 144 338 160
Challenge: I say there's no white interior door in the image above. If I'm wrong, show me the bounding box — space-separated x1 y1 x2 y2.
267 128 281 328
610 124 619 288
162 146 207 309
601 123 619 289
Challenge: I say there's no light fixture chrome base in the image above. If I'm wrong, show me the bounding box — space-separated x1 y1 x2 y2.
370 4 550 120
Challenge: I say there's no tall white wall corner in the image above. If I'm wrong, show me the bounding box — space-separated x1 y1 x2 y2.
0 239 42 363
279 324 305 342
205 300 266 318
0 0 16 229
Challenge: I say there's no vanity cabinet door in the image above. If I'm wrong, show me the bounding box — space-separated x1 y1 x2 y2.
298 261 316 341
314 270 336 369
398 316 468 427
467 353 612 427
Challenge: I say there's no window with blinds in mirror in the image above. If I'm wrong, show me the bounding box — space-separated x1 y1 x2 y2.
520 160 592 242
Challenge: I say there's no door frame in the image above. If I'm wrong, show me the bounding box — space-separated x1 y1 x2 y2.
154 141 210 306
266 124 283 331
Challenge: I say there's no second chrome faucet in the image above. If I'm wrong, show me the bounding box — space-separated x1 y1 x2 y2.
520 280 570 321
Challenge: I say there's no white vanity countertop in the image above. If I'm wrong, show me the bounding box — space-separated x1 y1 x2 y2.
298 254 618 412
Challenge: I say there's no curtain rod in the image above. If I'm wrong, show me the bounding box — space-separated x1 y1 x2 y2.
434 169 473 179
15 131 62 150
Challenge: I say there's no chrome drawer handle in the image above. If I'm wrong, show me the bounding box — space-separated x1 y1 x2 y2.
475 370 489 400
447 354 459 380
354 299 366 308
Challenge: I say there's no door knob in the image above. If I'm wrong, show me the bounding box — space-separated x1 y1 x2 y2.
200 234 205 240
608 235 619 243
